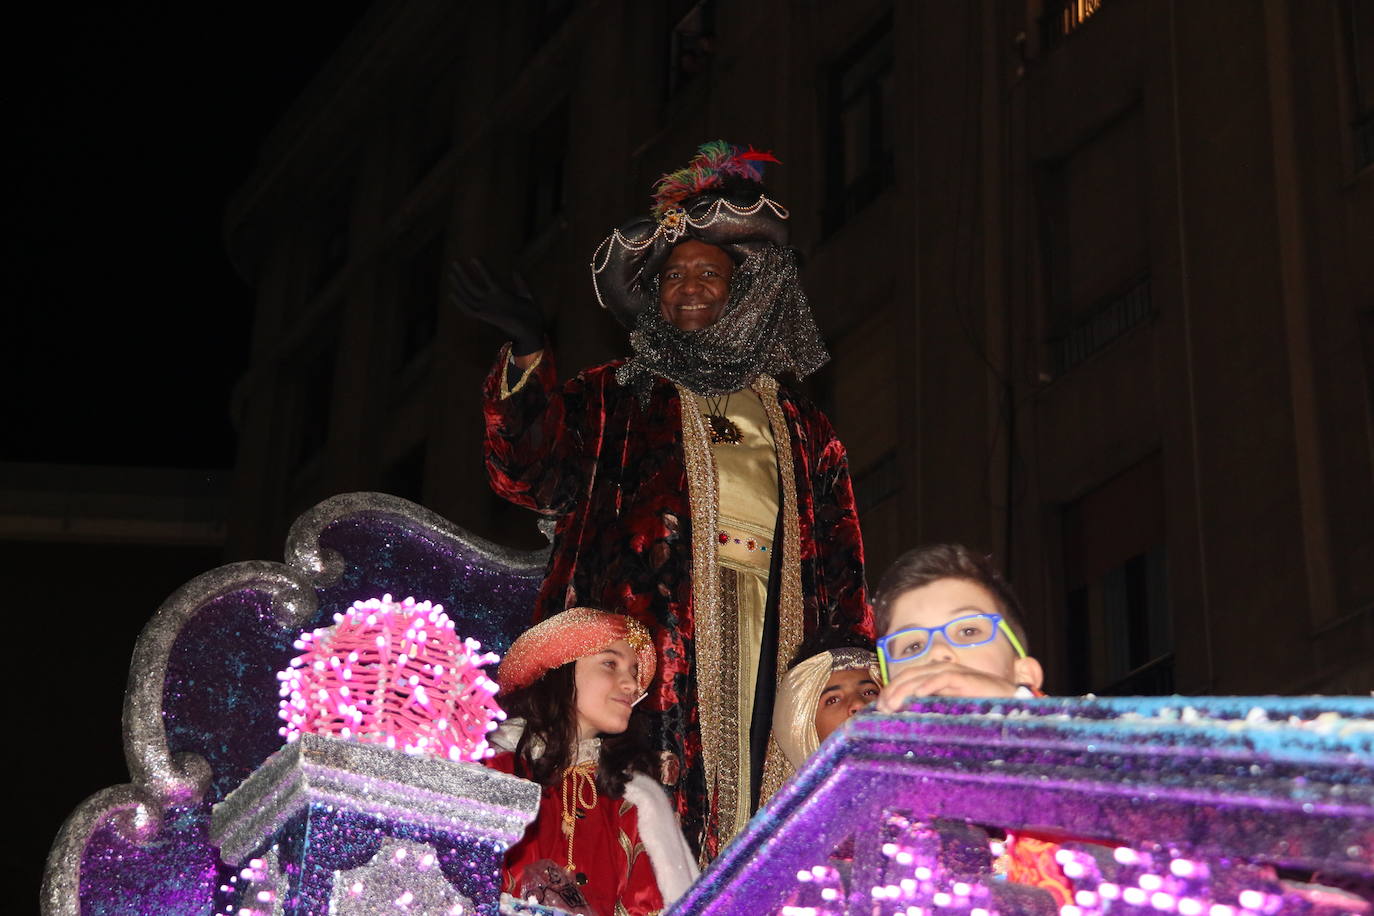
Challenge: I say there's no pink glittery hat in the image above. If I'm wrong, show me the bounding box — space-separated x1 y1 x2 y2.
497 607 656 696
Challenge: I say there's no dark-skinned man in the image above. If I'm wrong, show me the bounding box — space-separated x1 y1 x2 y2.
452 141 872 862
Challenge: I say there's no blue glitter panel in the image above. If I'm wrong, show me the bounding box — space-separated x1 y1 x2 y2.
162 590 304 802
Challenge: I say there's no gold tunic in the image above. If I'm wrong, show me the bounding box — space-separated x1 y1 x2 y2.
694 391 778 839
678 379 802 851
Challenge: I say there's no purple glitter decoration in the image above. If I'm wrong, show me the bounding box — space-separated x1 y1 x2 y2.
216 808 507 916
162 590 302 802
312 513 546 657
1053 843 1374 915
46 493 548 916
671 696 1374 915
77 804 219 916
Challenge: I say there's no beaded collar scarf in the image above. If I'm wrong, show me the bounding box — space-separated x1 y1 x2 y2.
615 244 829 403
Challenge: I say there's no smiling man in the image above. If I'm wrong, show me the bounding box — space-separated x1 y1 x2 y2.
772 647 882 779
658 239 733 331
454 141 872 861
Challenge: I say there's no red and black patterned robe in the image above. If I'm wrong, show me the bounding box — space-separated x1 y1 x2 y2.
483 345 873 857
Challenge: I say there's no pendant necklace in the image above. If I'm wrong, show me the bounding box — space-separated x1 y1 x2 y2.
702 392 743 445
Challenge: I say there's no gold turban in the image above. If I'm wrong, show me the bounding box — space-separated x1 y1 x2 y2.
772 647 880 775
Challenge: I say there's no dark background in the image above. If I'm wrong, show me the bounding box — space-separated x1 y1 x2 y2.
6 3 366 468
7 3 369 903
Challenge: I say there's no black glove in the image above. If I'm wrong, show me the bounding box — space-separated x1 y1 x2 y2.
449 258 544 356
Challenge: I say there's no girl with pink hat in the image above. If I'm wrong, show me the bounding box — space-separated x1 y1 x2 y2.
488 608 697 916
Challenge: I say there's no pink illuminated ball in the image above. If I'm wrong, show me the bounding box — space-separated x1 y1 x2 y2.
277 594 505 761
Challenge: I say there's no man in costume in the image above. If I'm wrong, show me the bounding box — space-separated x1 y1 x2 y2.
453 141 873 860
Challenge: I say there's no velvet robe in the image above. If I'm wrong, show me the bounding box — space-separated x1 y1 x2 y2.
483 345 873 857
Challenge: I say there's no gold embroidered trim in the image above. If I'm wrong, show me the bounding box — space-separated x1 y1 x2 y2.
717 567 743 836
752 375 805 806
675 381 730 858
758 733 789 808
498 345 544 399
677 375 805 854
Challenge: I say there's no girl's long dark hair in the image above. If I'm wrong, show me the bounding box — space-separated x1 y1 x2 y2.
501 661 656 797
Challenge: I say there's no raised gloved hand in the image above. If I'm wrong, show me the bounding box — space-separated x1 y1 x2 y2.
449 258 544 356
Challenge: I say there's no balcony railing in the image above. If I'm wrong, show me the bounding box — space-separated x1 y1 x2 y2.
1052 274 1153 374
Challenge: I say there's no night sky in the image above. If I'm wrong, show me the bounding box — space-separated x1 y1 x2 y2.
8 3 370 904
6 3 369 469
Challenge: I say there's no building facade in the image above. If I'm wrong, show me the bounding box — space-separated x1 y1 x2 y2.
224 0 1374 696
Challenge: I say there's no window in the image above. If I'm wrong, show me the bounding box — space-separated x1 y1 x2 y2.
1360 310 1374 425
532 0 575 49
289 334 338 477
824 13 895 235
394 233 444 371
304 189 350 305
852 450 900 515
381 441 427 505
1039 106 1152 372
1343 0 1374 170
411 78 454 186
524 101 568 244
1040 0 1106 50
667 0 717 97
1061 454 1173 695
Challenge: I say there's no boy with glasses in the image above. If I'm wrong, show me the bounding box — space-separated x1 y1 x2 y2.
868 543 1072 905
871 543 1044 711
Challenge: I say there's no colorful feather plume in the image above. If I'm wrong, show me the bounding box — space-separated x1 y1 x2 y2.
651 140 781 219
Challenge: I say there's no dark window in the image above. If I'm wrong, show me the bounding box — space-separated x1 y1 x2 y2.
532 0 575 48
395 233 444 370
289 335 338 476
412 79 454 185
1360 310 1374 425
381 441 427 505
1061 454 1173 695
1040 0 1106 50
525 101 569 243
667 0 717 97
1344 0 1374 169
305 189 350 305
824 13 895 235
852 449 900 514
1039 106 1151 372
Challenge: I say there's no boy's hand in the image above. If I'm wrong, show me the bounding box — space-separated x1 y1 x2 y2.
876 661 1018 712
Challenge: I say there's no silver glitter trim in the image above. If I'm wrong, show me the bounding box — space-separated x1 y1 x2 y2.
286 492 551 588
123 561 317 810
211 733 541 865
331 838 475 916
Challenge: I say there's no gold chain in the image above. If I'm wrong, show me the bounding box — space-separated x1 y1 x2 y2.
559 761 598 872
702 392 731 419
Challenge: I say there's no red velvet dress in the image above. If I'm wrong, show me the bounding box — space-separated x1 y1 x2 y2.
483 346 873 857
488 752 665 916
